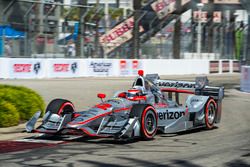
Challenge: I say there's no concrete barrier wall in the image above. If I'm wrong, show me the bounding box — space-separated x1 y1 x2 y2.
0 58 240 79
143 59 209 75
240 66 250 93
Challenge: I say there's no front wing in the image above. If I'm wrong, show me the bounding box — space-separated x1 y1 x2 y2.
26 111 141 139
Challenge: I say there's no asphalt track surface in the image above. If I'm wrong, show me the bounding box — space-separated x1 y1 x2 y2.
0 74 250 167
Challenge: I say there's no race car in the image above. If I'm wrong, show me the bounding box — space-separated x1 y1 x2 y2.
26 70 224 140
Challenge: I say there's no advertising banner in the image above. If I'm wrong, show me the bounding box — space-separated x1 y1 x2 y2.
131 60 142 75
209 61 219 73
8 59 45 79
119 60 130 76
48 59 81 78
86 59 115 76
222 60 230 73
1 58 239 78
151 0 176 20
99 17 144 54
193 11 208 23
233 60 240 72
119 59 143 76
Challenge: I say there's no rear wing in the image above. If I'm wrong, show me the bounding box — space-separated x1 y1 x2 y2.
145 74 224 100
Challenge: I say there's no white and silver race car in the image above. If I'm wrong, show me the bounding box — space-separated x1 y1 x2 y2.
26 70 224 140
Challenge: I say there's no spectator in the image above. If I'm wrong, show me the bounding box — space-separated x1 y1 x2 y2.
4 40 12 57
67 40 75 57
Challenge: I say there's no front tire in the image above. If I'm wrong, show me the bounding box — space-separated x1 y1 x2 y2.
205 98 217 129
46 99 75 116
130 104 158 140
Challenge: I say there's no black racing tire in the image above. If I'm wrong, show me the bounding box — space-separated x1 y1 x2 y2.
46 99 75 116
130 104 158 140
204 98 217 129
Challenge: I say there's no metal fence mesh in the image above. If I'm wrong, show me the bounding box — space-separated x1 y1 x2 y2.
0 2 249 60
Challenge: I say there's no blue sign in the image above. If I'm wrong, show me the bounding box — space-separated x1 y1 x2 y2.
0 25 25 38
74 22 79 35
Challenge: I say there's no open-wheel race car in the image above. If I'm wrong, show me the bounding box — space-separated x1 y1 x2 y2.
26 70 224 140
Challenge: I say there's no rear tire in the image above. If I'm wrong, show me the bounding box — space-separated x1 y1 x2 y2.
46 99 75 116
130 104 158 140
205 98 217 129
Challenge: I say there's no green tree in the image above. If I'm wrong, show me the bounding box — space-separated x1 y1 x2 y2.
62 7 123 22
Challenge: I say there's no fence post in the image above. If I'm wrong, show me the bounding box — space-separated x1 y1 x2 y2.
132 0 141 59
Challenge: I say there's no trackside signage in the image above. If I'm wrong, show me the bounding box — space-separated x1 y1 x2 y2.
86 59 115 76
99 17 144 54
151 0 176 19
8 59 45 78
119 59 143 76
48 59 80 78
222 60 230 73
131 60 142 75
209 61 219 73
0 58 240 79
233 61 240 73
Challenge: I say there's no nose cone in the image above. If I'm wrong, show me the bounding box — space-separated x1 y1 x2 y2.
67 115 88 127
66 123 80 128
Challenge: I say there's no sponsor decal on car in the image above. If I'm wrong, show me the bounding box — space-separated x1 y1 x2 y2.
158 110 185 120
157 80 196 89
107 99 122 104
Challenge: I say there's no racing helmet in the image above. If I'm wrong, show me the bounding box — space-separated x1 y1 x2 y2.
128 86 143 95
132 76 146 93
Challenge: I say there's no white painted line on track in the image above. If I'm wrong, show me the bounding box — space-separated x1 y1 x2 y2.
14 138 64 144
14 135 83 144
62 135 83 141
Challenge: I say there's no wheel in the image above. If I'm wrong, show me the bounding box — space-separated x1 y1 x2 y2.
205 98 217 129
46 99 75 116
130 104 158 140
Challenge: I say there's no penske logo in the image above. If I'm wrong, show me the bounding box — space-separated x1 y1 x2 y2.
158 110 185 120
157 81 195 89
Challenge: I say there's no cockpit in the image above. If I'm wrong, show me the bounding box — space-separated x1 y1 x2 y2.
113 73 176 107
